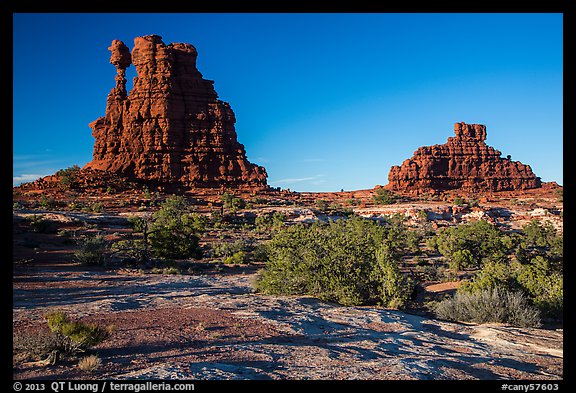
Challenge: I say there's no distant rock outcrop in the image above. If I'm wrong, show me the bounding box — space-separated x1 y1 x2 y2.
388 122 541 194
84 34 267 190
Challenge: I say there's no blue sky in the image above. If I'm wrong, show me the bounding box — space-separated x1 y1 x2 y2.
13 13 563 191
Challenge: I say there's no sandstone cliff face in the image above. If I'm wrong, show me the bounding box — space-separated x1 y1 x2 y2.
85 35 267 190
388 122 541 193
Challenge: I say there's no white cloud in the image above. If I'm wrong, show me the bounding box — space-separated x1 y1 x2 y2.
269 174 325 185
13 173 49 186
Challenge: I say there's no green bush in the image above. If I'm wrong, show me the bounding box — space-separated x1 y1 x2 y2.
435 287 541 327
516 220 563 271
148 196 203 259
27 215 58 233
405 230 422 254
522 220 558 249
220 192 246 212
460 256 562 320
255 212 287 232
372 189 396 205
417 209 429 222
449 249 475 271
315 199 329 212
555 188 563 202
39 195 58 209
516 256 563 318
433 220 513 269
346 198 361 206
74 234 107 265
85 202 104 213
45 312 111 352
212 239 250 258
223 251 246 265
255 217 413 308
453 196 465 206
56 165 81 190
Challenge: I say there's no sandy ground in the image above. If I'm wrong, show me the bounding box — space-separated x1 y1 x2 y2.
13 265 563 380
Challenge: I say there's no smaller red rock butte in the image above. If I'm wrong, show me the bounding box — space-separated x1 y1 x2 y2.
84 35 268 191
388 122 541 194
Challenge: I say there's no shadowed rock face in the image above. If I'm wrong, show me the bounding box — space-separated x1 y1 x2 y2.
388 122 541 194
85 35 267 190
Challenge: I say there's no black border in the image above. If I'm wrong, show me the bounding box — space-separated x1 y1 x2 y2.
5 1 572 389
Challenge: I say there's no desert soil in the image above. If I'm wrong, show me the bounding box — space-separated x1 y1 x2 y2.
13 263 562 380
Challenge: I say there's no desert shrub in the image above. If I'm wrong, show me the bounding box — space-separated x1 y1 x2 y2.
380 215 420 259
39 195 58 209
148 196 203 259
405 230 422 254
223 251 246 265
433 220 513 270
255 212 287 232
453 196 465 206
449 249 475 271
516 220 563 271
373 247 413 308
78 355 102 372
220 192 246 212
460 256 562 320
255 217 413 308
425 236 439 252
555 188 563 202
516 256 563 318
460 260 521 294
250 196 268 205
74 234 107 265
250 243 269 262
84 202 104 213
417 209 429 222
45 312 111 352
13 330 66 362
315 199 329 212
111 239 148 263
372 189 396 205
209 210 227 229
435 287 541 327
522 220 558 249
212 239 251 258
347 198 361 206
27 215 58 233
68 200 85 211
158 266 180 275
56 165 81 190
329 202 342 211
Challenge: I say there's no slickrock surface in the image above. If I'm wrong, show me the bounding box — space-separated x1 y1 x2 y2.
388 122 541 194
13 267 562 380
84 34 267 190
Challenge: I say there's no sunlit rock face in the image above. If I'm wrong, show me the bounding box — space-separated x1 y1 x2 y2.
388 122 541 194
85 35 268 190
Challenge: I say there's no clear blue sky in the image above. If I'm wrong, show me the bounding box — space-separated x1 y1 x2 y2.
13 13 563 191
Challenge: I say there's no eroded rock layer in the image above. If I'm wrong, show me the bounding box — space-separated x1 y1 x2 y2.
388 122 541 193
84 35 267 190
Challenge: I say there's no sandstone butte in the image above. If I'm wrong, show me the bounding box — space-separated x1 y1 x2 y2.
387 122 542 194
82 34 268 191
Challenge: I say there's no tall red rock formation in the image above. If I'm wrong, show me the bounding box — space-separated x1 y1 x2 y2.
388 122 541 194
84 35 267 190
